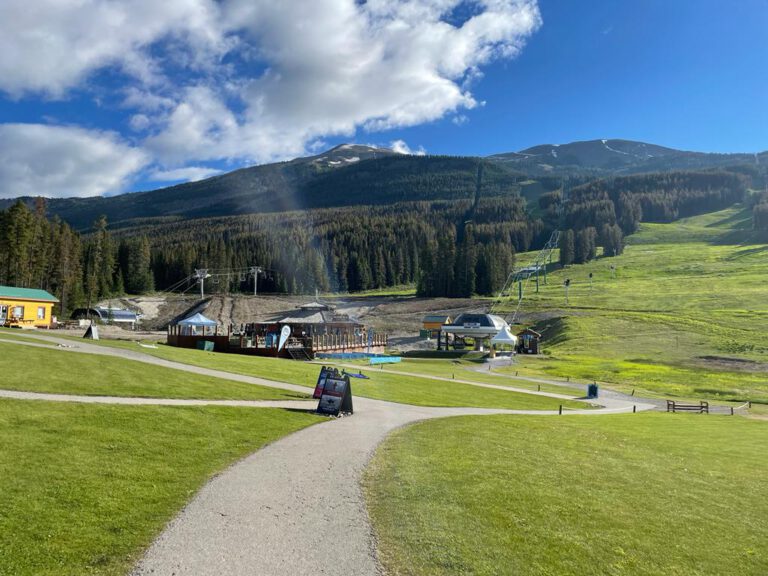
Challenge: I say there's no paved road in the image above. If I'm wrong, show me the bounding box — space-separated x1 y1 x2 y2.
0 331 655 576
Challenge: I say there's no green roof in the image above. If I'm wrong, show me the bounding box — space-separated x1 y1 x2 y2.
0 285 59 303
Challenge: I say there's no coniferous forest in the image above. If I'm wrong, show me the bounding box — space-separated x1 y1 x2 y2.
1 157 763 315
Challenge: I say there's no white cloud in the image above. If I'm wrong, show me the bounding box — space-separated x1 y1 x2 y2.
142 0 541 167
0 0 542 194
0 124 148 198
0 0 227 97
150 166 223 183
129 114 152 132
390 140 427 156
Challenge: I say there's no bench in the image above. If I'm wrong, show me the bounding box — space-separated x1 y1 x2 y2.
667 400 709 414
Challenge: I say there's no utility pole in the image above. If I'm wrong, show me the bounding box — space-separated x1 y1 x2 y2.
250 266 263 296
194 269 210 299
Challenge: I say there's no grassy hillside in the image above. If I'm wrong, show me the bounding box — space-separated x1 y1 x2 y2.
365 413 768 576
499 205 768 402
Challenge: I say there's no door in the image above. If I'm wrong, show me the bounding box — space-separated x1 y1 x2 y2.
0 305 6 324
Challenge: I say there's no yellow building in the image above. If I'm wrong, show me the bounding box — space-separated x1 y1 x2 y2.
0 285 59 328
421 314 452 338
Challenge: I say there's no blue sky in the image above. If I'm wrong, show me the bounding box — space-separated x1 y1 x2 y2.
392 0 768 157
0 0 766 198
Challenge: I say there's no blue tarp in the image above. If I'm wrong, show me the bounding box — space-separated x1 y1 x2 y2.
369 356 401 365
176 313 218 327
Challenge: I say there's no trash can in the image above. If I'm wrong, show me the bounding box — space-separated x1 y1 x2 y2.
196 340 215 352
587 383 599 398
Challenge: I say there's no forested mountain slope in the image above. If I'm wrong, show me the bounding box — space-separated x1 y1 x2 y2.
5 139 764 231
488 138 768 177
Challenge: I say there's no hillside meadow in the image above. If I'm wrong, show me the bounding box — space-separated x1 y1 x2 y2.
497 206 768 403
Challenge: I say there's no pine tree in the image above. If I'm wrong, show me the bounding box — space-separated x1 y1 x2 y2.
559 229 575 266
453 225 477 297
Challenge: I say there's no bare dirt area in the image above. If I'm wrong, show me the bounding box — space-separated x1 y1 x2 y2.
87 293 494 347
52 325 165 340
694 355 768 373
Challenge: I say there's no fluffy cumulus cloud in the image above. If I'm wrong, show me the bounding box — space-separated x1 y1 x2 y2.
0 0 541 197
390 140 427 156
0 0 226 97
0 124 148 199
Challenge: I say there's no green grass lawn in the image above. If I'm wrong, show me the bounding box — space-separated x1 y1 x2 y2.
339 357 585 396
496 206 768 403
47 339 583 410
0 342 308 401
0 327 57 346
365 413 768 576
0 398 320 576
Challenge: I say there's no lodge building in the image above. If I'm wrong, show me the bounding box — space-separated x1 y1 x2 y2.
167 301 387 360
0 285 58 328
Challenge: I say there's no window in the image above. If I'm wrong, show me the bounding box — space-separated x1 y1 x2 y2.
37 307 46 320
11 306 24 319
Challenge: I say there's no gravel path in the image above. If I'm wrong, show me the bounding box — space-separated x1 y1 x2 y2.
0 331 655 575
131 397 642 576
0 388 314 409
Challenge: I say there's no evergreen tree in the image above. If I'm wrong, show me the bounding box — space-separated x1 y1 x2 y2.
559 229 575 266
574 227 597 264
125 236 154 294
453 225 477 297
600 223 624 257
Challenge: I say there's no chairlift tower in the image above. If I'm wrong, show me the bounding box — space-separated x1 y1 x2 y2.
250 266 263 296
194 269 211 299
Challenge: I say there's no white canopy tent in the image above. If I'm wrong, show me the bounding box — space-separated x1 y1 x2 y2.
491 326 518 347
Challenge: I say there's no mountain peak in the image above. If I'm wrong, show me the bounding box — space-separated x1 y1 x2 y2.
298 143 396 169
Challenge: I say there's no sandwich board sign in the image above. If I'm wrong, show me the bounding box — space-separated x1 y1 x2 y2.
316 367 353 416
83 324 99 340
313 365 333 399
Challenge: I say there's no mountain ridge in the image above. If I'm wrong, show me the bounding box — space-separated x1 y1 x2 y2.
1 138 765 231
489 138 767 176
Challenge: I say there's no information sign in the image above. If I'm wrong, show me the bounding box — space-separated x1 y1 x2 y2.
313 366 331 399
316 370 353 416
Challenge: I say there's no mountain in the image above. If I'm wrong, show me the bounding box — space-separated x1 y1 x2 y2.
488 138 767 176
0 145 398 230
2 147 530 231
2 139 765 232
